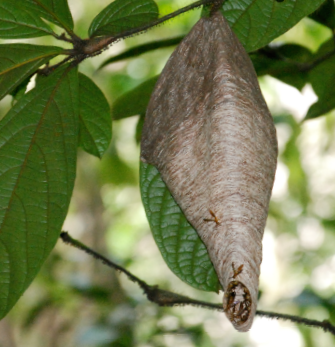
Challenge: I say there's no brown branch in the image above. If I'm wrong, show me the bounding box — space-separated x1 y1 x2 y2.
60 231 335 336
37 56 73 76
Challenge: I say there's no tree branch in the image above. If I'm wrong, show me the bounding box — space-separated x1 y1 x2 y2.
41 0 226 75
60 231 335 336
90 0 227 51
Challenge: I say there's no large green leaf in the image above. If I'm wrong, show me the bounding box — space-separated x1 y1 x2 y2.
0 65 79 319
140 162 220 292
89 0 159 38
112 76 159 120
221 0 327 52
306 38 335 119
78 73 111 158
18 0 74 31
0 1 54 39
100 0 325 66
0 44 63 101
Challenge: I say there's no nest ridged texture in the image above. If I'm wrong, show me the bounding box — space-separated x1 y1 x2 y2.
141 12 278 332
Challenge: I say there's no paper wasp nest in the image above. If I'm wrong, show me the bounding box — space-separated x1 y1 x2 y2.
141 11 278 331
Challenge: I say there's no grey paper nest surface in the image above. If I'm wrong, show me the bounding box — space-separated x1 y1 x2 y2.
141 12 278 332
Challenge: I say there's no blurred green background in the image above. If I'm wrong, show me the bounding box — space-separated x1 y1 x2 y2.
1 0 335 346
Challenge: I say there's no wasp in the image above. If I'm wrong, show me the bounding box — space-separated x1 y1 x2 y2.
203 209 221 225
224 263 251 324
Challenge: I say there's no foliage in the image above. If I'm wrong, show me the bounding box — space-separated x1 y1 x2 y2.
1 0 335 345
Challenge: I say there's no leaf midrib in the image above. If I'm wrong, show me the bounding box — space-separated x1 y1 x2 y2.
0 52 60 75
0 67 71 235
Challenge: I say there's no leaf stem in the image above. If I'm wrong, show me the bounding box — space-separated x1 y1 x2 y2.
38 56 73 76
36 0 225 72
300 49 335 72
70 0 225 58
60 231 335 336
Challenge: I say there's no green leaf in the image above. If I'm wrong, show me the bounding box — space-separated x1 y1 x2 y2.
0 1 54 38
306 38 335 120
221 0 327 52
89 0 159 38
78 73 111 158
0 65 79 319
112 76 159 120
140 162 220 292
309 0 335 29
99 36 183 69
0 44 63 101
251 44 312 90
18 0 74 31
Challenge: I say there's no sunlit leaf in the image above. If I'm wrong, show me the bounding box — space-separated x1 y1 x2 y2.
0 1 54 38
18 0 74 31
89 0 159 37
0 44 63 101
0 65 79 319
78 73 111 158
112 76 159 120
140 162 221 292
221 0 326 51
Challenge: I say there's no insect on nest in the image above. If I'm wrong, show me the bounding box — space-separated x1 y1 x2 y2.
224 280 252 325
223 263 252 325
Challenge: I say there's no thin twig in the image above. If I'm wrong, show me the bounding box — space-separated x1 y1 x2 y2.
109 0 224 42
256 311 335 335
54 33 75 43
38 56 73 76
253 45 335 76
75 0 226 58
37 0 224 72
60 232 335 335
